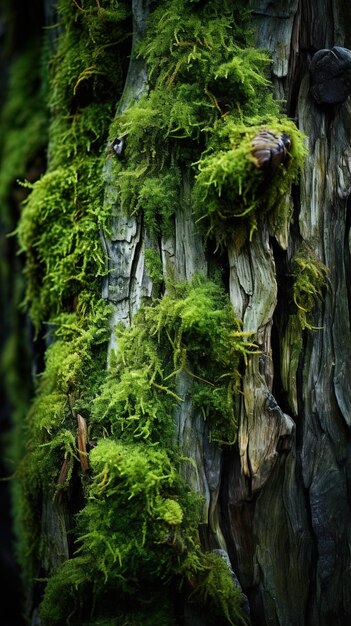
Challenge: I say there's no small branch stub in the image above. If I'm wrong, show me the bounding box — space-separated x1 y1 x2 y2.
77 414 89 472
251 130 291 176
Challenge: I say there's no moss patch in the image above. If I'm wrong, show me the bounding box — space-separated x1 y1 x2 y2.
109 0 306 243
8 0 307 624
280 244 329 415
17 0 130 330
31 276 252 624
12 0 131 592
290 243 329 331
93 275 257 445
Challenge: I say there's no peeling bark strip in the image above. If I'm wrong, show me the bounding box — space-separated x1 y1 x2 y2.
57 455 71 487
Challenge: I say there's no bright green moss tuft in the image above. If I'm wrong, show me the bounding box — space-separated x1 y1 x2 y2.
17 160 109 329
76 439 187 584
290 244 329 330
93 275 257 444
39 435 247 625
109 0 305 242
193 117 306 239
10 1 306 624
17 0 130 330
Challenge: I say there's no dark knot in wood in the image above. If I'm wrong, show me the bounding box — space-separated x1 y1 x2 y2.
251 130 291 176
310 46 351 105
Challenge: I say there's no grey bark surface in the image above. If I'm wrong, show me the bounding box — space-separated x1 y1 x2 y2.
103 1 351 625
102 0 152 353
223 1 351 624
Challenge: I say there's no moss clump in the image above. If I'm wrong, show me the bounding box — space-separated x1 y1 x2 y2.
109 0 305 243
39 440 247 626
75 439 187 585
17 0 130 330
14 300 111 584
37 276 252 624
14 0 131 582
192 117 306 239
18 161 109 329
290 243 329 330
92 275 257 445
280 244 329 415
191 552 248 626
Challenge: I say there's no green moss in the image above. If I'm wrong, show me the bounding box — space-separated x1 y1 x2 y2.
14 301 111 584
10 1 306 624
40 555 178 626
93 275 257 445
17 160 109 329
192 117 306 239
192 552 249 626
34 276 252 623
108 0 305 243
290 243 329 330
280 245 329 415
76 439 187 583
144 247 164 290
17 0 130 330
39 436 247 626
11 0 130 596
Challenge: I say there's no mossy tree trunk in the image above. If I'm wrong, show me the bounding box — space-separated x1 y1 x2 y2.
2 1 351 625
102 1 351 624
224 2 351 624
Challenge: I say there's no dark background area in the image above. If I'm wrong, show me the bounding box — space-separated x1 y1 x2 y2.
0 1 45 623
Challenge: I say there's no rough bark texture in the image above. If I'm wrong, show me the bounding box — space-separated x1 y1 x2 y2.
238 2 351 624
103 1 351 624
2 1 351 625
102 0 152 350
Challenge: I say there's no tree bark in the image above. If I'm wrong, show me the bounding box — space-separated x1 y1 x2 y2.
2 1 351 625
103 1 351 624
225 2 351 624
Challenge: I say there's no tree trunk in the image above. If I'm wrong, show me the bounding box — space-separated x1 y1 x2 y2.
2 1 351 625
103 1 351 624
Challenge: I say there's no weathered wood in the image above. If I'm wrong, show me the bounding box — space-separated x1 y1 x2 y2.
102 0 152 354
103 1 351 623
4 1 351 624
220 1 351 624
